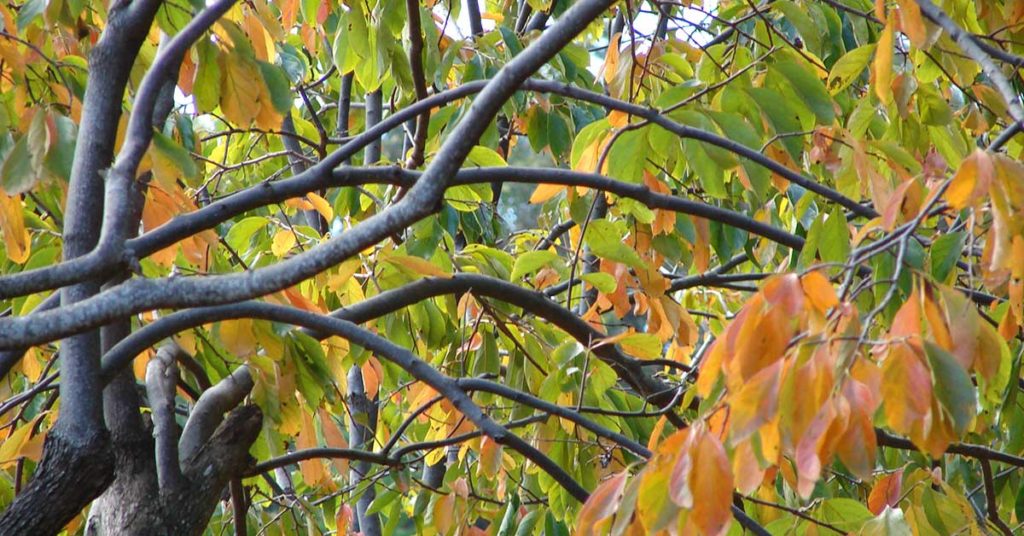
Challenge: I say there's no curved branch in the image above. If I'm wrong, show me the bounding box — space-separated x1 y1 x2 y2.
244 448 399 477
98 273 677 419
101 302 591 501
456 378 651 457
179 364 254 461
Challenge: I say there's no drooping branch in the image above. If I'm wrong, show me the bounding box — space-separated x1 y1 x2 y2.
97 273 677 415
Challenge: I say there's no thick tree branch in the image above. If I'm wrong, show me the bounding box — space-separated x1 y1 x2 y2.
178 365 254 461
146 344 183 491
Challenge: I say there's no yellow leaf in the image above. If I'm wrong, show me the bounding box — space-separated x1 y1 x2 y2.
944 149 993 210
0 193 30 264
873 14 895 105
528 183 565 204
384 254 451 279
0 415 44 468
896 0 927 47
603 33 621 86
434 493 456 536
478 436 502 479
271 229 296 257
307 192 334 221
220 52 261 126
220 318 257 357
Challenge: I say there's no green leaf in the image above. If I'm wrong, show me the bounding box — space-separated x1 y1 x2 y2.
773 1 823 55
194 39 222 113
466 146 508 167
827 44 876 95
923 341 977 435
746 88 805 161
570 119 610 170
584 219 646 269
819 206 850 263
15 0 45 31
257 61 293 114
0 137 35 195
929 231 965 283
581 272 617 293
152 130 199 180
814 498 874 532
772 59 835 124
606 128 648 183
511 250 561 281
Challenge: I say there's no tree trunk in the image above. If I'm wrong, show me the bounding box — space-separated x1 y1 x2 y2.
85 406 263 536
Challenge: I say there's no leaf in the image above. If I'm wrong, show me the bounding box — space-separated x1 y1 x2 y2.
581 272 617 293
930 232 966 283
220 50 262 126
511 250 560 281
584 219 646 269
687 432 734 535
944 149 993 210
271 229 296 257
0 136 36 195
861 506 912 536
220 318 257 357
151 130 198 184
923 341 977 435
529 183 565 204
384 254 452 279
0 193 30 264
306 192 334 221
597 331 662 359
194 39 222 113
868 469 904 515
577 471 627 536
466 145 507 167
801 271 839 312
897 0 927 47
874 14 895 105
773 59 835 124
828 44 877 95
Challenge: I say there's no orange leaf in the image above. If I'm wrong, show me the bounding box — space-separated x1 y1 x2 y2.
578 471 628 536
801 271 839 312
944 149 993 210
868 469 904 514
873 13 895 104
896 0 926 47
687 432 735 535
528 183 565 204
361 356 383 399
384 254 452 279
728 360 782 442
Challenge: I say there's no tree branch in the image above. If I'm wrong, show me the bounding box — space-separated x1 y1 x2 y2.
146 344 183 491
178 365 254 461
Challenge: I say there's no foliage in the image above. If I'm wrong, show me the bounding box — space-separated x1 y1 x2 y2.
3 0 1024 534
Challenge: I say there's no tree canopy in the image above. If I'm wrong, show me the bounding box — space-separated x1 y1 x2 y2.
3 0 1024 534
